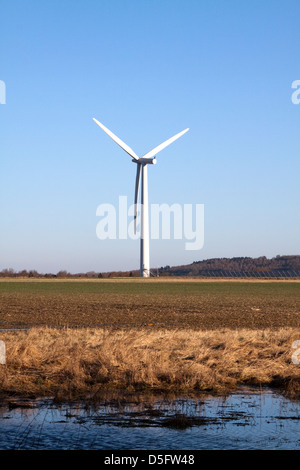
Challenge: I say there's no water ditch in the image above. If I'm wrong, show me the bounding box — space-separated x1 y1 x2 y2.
0 388 299 450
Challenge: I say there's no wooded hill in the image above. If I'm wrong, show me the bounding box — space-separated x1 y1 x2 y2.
158 255 300 277
1 255 299 278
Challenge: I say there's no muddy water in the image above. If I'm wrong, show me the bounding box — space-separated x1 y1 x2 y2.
0 389 299 450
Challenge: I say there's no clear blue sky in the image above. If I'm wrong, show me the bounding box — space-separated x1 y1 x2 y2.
1 0 299 273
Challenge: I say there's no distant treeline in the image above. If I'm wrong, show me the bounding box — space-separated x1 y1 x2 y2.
1 255 300 278
0 268 140 279
160 255 300 277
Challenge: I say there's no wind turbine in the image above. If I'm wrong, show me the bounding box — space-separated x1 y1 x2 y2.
93 118 189 277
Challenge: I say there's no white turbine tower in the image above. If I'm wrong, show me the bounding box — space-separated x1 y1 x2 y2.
93 118 189 277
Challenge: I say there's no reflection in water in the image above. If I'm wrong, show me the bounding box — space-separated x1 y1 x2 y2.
0 389 299 450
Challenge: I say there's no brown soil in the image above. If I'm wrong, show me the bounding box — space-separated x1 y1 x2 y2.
0 280 299 330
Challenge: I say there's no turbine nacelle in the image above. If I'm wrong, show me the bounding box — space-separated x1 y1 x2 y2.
132 157 157 165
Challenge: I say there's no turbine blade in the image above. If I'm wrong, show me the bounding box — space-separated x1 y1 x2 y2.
134 163 141 234
93 118 139 161
142 128 189 160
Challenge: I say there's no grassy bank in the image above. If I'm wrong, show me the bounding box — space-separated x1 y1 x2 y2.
0 327 299 401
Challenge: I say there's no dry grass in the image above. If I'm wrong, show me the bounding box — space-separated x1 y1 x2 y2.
0 327 299 401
